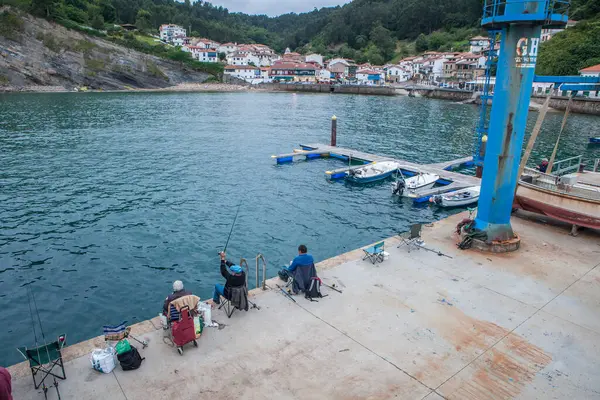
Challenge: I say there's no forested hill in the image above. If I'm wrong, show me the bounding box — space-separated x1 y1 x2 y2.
2 0 600 72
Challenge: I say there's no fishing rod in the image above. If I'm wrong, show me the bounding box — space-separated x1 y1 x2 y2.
276 284 296 303
219 202 243 254
322 283 342 293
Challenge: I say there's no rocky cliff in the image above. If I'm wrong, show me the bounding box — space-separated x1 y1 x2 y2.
0 8 210 91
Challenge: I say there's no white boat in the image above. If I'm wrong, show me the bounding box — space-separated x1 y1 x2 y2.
346 161 401 183
430 186 480 207
392 173 439 196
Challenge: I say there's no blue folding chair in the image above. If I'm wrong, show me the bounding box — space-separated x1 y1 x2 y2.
363 241 385 264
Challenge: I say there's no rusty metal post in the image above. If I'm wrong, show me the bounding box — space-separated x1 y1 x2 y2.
331 115 337 146
475 135 487 178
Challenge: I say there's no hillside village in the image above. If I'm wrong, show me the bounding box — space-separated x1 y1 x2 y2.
158 22 594 89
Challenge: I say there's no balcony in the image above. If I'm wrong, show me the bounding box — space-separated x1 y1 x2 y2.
482 0 569 28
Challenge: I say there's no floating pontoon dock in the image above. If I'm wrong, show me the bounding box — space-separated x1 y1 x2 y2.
272 143 480 202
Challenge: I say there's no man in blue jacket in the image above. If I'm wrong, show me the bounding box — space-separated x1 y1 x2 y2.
286 244 318 294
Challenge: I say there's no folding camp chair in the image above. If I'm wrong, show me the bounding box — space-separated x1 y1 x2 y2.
398 223 423 252
103 321 148 348
362 241 385 264
17 334 67 397
218 284 249 318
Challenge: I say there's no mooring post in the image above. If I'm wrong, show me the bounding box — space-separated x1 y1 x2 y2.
331 115 337 146
476 135 487 178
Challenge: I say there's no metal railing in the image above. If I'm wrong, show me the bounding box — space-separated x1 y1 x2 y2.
255 254 267 290
482 0 569 24
552 155 582 176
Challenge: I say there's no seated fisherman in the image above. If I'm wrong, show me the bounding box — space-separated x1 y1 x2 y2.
286 244 318 294
163 280 191 317
538 158 549 173
213 251 247 306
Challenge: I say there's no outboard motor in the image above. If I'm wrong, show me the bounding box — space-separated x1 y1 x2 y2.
430 195 443 205
392 178 406 195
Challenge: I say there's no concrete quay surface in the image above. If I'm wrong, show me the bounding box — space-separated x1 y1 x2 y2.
9 211 600 400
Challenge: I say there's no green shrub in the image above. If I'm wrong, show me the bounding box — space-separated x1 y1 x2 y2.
73 39 96 54
146 61 168 80
42 34 63 52
85 58 105 70
0 74 9 85
0 10 24 40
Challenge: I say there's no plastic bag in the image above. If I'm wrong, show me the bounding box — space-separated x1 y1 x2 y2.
115 339 131 355
193 316 204 338
90 347 116 374
198 302 217 327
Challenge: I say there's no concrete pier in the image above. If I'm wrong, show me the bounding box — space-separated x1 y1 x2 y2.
8 211 600 400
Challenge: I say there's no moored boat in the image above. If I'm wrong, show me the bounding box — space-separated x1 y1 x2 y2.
345 161 400 183
514 168 600 230
429 186 480 207
392 173 439 196
589 137 600 144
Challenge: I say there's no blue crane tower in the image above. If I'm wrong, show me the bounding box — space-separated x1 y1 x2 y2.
472 0 570 243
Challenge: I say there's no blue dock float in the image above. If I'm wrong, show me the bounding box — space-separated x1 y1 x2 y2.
273 143 480 202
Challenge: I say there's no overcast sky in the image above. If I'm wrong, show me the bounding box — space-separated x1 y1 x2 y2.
210 0 348 17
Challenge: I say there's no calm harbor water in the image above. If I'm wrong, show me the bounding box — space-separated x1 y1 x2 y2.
1 91 599 365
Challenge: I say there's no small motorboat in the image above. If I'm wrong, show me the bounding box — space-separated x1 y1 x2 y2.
429 186 480 207
589 137 600 144
392 173 439 196
346 161 400 183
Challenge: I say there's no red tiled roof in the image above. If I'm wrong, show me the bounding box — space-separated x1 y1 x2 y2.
271 62 317 70
224 65 258 70
357 69 382 75
580 63 600 73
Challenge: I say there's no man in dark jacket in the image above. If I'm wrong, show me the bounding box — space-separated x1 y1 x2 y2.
162 280 192 316
0 366 12 400
213 251 246 305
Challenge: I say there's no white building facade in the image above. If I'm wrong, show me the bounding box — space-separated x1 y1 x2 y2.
159 24 186 43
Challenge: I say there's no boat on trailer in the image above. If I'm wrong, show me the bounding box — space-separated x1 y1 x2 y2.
515 167 600 230
430 186 480 207
392 173 439 196
345 161 401 183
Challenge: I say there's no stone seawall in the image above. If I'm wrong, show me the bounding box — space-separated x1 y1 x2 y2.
257 83 396 96
531 95 600 115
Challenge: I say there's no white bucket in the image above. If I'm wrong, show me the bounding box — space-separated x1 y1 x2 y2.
382 251 390 260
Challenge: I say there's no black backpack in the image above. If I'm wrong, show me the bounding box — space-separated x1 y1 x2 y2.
305 277 323 300
278 268 290 282
117 345 144 371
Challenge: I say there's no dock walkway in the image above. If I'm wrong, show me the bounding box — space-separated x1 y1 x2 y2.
8 212 600 399
274 143 480 201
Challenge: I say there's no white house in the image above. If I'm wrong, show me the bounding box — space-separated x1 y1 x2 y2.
580 63 600 77
224 65 262 84
469 36 490 54
159 24 186 43
218 42 238 54
305 53 324 67
356 69 384 85
195 38 221 49
196 49 219 63
172 35 186 47
317 68 332 82
387 66 412 83
226 51 260 66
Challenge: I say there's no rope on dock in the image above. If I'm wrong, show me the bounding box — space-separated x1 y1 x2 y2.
456 219 487 250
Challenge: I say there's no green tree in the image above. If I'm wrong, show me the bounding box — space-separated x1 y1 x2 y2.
218 52 226 61
135 9 152 32
370 24 395 60
91 14 104 30
363 43 384 65
30 0 56 18
415 33 428 52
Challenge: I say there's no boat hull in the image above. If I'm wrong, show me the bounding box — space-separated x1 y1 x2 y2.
515 183 600 229
346 169 397 183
